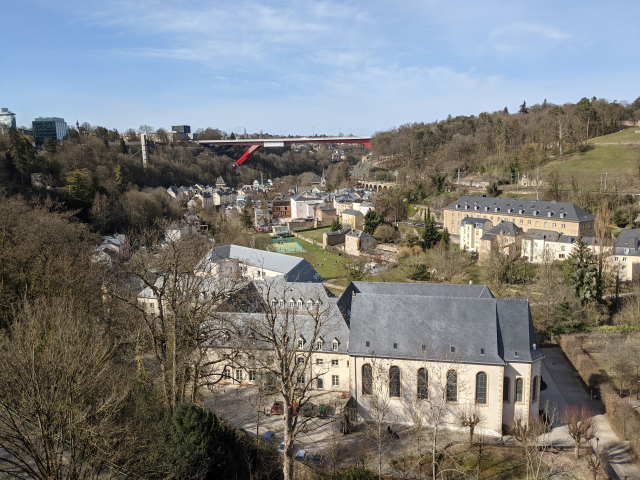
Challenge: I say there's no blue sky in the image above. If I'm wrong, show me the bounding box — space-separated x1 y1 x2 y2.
3 0 639 136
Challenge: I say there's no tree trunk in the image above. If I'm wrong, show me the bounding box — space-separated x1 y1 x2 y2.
283 401 295 480
432 426 438 480
575 443 580 459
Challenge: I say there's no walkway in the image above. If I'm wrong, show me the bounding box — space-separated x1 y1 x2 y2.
540 347 640 480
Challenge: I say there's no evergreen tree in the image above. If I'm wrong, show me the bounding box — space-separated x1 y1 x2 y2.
420 207 440 249
518 101 529 114
363 210 384 235
154 403 245 480
43 137 57 156
114 162 128 190
64 169 92 202
563 236 602 303
8 128 37 182
240 204 254 229
330 217 343 232
119 137 128 154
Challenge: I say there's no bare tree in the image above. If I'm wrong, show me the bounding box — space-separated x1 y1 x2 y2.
585 444 609 480
562 404 599 459
0 299 141 480
513 402 560 479
457 404 486 445
430 241 469 284
359 357 396 480
106 225 245 408
138 124 155 134
232 279 343 480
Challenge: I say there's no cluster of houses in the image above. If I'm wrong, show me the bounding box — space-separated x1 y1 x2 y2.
444 196 640 281
136 244 543 436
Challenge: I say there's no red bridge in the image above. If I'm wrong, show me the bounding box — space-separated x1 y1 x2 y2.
198 136 371 166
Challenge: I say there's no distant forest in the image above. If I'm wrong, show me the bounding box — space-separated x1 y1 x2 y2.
371 96 640 180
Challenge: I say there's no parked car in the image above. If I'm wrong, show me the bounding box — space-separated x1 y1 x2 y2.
270 401 284 415
295 450 308 462
307 453 326 468
262 431 276 444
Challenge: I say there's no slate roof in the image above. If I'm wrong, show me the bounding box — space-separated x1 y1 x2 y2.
310 174 320 183
484 221 522 237
197 245 322 282
346 229 373 239
461 216 491 227
342 209 362 216
347 286 542 364
613 229 640 256
446 196 595 222
522 229 561 242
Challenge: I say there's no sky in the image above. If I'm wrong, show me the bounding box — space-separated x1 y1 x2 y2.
2 0 639 136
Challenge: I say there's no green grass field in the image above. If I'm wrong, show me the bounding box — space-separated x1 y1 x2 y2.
545 145 640 176
287 238 348 280
586 127 640 144
298 226 333 243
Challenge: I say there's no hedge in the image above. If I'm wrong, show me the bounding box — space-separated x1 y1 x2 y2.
559 334 640 459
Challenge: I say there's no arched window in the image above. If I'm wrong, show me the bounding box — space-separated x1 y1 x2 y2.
515 378 524 403
417 368 428 400
532 376 538 401
476 372 487 404
362 364 373 395
503 377 511 402
289 299 295 308
446 370 457 402
389 366 401 398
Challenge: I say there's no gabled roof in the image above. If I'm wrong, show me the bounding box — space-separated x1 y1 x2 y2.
445 196 595 222
461 216 490 227
521 229 561 242
613 229 640 256
346 229 373 239
310 174 320 183
486 221 522 237
344 283 541 364
197 245 322 283
342 209 362 216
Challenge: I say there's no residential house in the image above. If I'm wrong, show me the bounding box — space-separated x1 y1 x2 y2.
313 203 337 227
520 230 601 263
272 199 292 218
460 217 493 251
358 201 374 216
479 222 523 259
341 209 364 230
443 197 596 237
345 230 377 256
212 188 237 206
290 195 324 219
610 229 640 281
323 228 351 248
216 176 226 188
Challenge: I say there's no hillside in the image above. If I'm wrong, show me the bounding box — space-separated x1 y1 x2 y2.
544 144 640 177
585 127 640 144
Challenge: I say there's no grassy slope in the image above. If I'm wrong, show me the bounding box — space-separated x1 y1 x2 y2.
586 127 640 144
287 238 348 280
544 145 640 176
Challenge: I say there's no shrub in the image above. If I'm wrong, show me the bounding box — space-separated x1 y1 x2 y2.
324 466 378 480
396 246 412 260
373 224 398 243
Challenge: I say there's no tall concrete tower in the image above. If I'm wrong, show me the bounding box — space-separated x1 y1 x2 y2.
140 133 149 168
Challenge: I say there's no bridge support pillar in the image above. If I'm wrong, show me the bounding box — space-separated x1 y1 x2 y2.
234 144 262 166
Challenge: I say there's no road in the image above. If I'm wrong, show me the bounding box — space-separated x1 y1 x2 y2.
541 347 640 480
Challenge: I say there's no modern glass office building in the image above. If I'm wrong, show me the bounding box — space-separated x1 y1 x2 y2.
0 108 16 129
32 117 68 145
171 125 191 134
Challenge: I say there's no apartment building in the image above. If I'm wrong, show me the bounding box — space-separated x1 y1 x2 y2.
444 196 596 238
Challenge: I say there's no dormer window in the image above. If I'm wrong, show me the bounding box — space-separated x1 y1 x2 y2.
514 351 519 357
315 339 324 350
297 299 303 309
366 341 370 347
625 248 630 254
450 346 456 353
279 299 284 308
271 299 277 308
315 300 322 310
332 339 339 351
547 212 552 217
484 206 490 211
307 299 313 309
298 337 306 349
289 299 295 308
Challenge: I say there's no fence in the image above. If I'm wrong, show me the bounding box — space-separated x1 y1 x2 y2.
268 241 306 253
